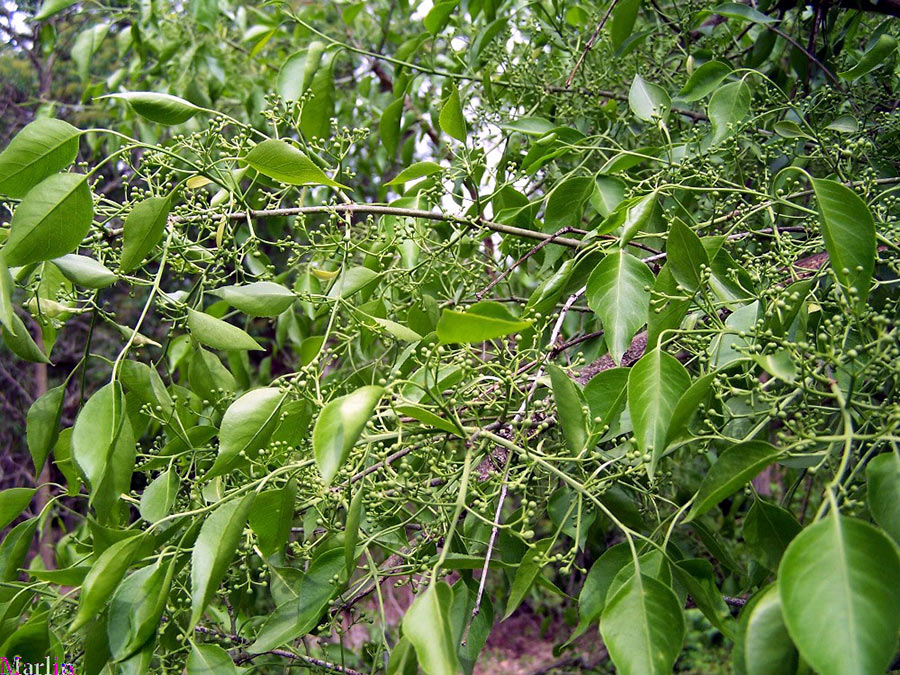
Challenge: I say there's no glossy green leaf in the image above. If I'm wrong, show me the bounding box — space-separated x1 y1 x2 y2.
71 382 136 512
866 453 900 544
839 34 897 81
666 220 708 291
424 0 456 33
120 196 170 272
587 251 654 365
0 517 37 582
708 80 751 144
207 387 284 477
503 538 553 620
402 581 460 675
568 542 631 643
189 494 256 630
249 481 296 561
71 533 144 631
627 348 690 478
249 547 345 652
100 92 201 125
0 258 13 336
548 365 588 453
386 161 443 186
277 42 326 101
599 572 685 675
34 0 79 20
327 266 380 298
52 254 117 289
300 52 336 139
2 173 92 267
628 75 670 122
0 488 35 532
380 97 405 158
439 86 467 142
811 178 875 309
210 281 295 317
714 2 774 23
1 312 49 364
108 558 173 661
665 372 715 445
437 301 532 344
778 515 900 675
583 367 629 431
187 644 237 675
610 0 640 51
72 24 109 79
743 499 801 570
394 404 461 435
187 308 263 351
26 384 65 475
242 139 345 188
313 385 384 486
139 469 180 523
188 347 236 405
678 60 732 101
687 441 781 520
0 118 80 198
345 485 364 575
744 586 798 675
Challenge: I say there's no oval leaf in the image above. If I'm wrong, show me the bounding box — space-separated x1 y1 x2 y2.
187 308 263 351
120 196 170 272
101 92 201 125
210 281 295 317
207 387 284 477
243 139 345 188
687 441 781 520
313 385 384 486
0 118 80 198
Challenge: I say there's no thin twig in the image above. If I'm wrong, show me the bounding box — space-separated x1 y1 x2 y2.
565 0 621 88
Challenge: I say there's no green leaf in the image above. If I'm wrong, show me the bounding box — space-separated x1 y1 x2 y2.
504 537 553 620
71 382 136 512
72 24 109 80
188 347 236 405
742 499 801 570
277 41 326 101
610 0 641 51
327 266 380 298
547 365 588 454
243 139 345 188
189 494 256 630
811 178 876 309
108 558 173 661
249 481 297 561
210 281 295 317
380 97 405 158
627 349 690 478
345 486 364 575
687 441 781 520
713 2 775 23
386 161 443 186
439 86 467 142
773 120 814 140
0 258 14 336
300 52 336 139
207 387 284 477
313 386 384 486
778 515 900 675
583 367 629 430
0 488 35 532
666 220 708 291
678 60 732 101
186 644 238 675
374 317 422 342
665 372 715 445
187 644 237 675
839 34 897 81
120 196 170 272
707 80 751 145
568 543 631 643
0 118 80 198
544 176 594 231
2 173 93 267
139 468 180 523
0 518 38 582
628 75 670 122
249 547 346 652
586 251 654 365
742 586 798 675
1 312 49 364
866 453 900 544
34 0 79 20
52 254 117 289
100 92 201 125
402 581 460 675
424 0 457 33
437 301 532 344
647 265 690 348
599 572 685 675
394 404 462 435
26 384 65 475
187 308 263 351
71 533 144 631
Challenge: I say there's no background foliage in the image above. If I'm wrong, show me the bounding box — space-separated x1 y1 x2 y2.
1 0 900 672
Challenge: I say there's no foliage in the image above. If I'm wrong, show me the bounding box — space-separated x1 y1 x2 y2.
1 0 900 672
